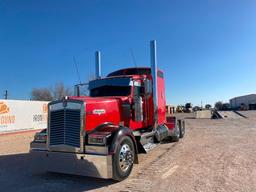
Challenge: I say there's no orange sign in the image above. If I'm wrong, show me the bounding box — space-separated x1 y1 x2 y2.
0 102 9 114
0 102 15 125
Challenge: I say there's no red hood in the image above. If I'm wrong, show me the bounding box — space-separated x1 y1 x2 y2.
70 95 129 103
70 96 129 131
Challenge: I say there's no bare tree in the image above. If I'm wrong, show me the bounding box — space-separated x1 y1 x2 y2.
31 88 53 101
52 82 72 100
31 82 72 101
214 101 223 110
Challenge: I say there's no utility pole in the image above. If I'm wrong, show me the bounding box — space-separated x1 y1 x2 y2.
3 90 8 100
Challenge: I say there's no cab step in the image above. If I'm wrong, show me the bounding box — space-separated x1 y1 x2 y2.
143 142 160 152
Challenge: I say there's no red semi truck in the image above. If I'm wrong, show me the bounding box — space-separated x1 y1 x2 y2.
30 40 185 181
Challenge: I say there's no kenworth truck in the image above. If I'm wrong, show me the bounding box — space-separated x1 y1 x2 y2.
30 41 185 181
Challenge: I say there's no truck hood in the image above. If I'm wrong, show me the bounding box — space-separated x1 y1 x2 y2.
70 96 128 131
70 96 129 103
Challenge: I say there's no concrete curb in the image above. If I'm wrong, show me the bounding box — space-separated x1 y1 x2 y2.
0 129 44 137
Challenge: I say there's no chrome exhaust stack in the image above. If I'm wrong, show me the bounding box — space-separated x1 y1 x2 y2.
95 51 101 79
150 40 158 129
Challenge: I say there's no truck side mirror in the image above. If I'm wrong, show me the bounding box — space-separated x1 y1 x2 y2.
144 79 152 96
133 96 143 122
132 86 143 122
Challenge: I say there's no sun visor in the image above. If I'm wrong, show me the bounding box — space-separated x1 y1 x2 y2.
88 77 132 90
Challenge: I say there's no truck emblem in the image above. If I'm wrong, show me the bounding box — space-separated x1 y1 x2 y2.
92 109 106 115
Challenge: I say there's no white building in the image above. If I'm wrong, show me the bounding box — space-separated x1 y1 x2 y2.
230 94 256 110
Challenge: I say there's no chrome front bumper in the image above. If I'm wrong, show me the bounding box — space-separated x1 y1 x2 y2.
30 150 113 179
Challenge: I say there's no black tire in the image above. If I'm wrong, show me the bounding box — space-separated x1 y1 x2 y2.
179 120 185 138
112 136 135 181
172 121 180 142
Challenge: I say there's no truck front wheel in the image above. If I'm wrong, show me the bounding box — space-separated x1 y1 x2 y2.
112 136 135 181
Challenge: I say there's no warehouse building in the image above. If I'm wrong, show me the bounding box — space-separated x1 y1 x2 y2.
230 94 256 110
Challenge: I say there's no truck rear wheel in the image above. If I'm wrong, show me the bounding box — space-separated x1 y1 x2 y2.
179 120 185 138
112 136 135 181
172 121 180 142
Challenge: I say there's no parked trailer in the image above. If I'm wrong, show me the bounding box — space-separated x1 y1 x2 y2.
30 40 185 181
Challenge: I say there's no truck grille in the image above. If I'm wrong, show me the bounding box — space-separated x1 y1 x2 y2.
49 107 81 148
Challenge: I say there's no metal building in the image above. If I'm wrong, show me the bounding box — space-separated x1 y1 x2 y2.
230 94 256 110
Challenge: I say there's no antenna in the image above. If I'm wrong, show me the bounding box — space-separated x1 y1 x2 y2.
129 48 138 68
73 56 82 84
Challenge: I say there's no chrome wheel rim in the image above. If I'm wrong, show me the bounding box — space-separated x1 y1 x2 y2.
119 143 133 172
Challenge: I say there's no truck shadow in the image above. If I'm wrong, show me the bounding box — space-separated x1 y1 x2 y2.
0 153 116 192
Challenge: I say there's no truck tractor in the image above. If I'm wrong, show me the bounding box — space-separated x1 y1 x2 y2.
30 40 185 181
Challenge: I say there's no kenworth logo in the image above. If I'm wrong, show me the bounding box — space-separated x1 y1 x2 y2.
92 109 106 115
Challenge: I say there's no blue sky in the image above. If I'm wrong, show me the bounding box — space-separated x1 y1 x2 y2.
0 0 256 106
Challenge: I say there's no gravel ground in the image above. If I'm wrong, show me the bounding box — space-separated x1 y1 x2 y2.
0 113 256 192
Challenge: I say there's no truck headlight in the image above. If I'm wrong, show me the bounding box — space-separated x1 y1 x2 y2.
88 132 111 145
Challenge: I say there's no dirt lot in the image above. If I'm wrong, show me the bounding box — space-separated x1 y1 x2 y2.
0 111 256 192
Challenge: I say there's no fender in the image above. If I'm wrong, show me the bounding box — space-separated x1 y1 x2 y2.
109 126 139 164
87 122 117 134
87 123 139 163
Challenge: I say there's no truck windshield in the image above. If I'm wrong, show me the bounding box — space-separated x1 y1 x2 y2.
90 86 131 97
89 77 132 97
